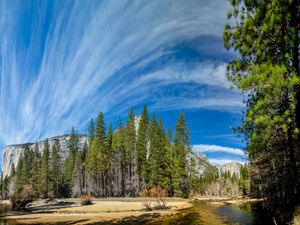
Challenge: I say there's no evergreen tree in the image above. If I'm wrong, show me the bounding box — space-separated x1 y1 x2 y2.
147 114 158 188
111 118 126 196
136 104 149 188
106 122 113 155
86 112 107 196
224 0 300 209
15 154 25 192
31 143 40 197
106 122 113 195
15 146 33 192
50 139 62 197
64 127 79 191
156 118 172 192
173 113 191 198
88 118 95 146
82 141 88 162
125 108 138 196
41 139 50 198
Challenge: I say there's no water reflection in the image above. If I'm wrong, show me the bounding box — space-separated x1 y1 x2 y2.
148 201 274 225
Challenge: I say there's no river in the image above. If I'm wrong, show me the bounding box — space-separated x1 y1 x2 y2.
147 200 275 225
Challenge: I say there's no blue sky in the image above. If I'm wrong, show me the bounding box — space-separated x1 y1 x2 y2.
0 0 247 167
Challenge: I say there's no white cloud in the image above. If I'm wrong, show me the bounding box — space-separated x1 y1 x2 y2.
209 159 247 166
0 0 238 148
193 144 247 157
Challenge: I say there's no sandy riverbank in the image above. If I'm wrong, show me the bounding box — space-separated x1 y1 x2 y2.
193 196 263 205
2 198 193 224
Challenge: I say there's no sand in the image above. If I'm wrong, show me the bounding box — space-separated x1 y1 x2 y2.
2 198 193 224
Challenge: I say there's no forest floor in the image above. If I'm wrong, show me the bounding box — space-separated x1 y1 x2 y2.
1 198 193 225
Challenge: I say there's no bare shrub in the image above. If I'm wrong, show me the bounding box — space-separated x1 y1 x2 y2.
80 194 93 206
138 188 152 211
149 186 168 209
21 185 34 200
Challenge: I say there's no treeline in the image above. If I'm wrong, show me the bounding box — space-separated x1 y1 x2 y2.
1 105 197 198
224 0 300 213
195 164 250 197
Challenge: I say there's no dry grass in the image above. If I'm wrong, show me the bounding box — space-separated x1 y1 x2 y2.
2 198 192 225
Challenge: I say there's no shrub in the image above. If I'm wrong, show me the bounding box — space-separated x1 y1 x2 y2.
138 188 152 211
21 184 34 200
80 194 93 206
149 186 168 209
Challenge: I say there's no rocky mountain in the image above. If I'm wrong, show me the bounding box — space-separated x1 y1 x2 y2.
1 128 240 179
217 162 242 176
189 152 212 176
2 134 88 177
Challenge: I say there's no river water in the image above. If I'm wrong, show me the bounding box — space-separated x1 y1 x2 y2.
148 201 275 225
0 200 283 225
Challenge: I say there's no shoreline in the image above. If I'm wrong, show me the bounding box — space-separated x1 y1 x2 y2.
1 198 193 225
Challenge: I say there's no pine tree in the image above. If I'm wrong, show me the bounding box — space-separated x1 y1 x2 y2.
41 139 50 198
15 154 25 192
147 114 158 188
125 108 139 196
167 126 176 196
88 118 95 146
106 122 113 196
50 139 61 198
106 122 113 155
136 104 149 188
173 113 191 198
224 0 300 208
31 143 40 197
15 146 33 192
156 118 172 192
86 112 107 196
64 127 79 192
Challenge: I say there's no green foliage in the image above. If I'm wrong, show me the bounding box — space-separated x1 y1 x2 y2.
136 104 149 187
50 139 62 197
11 105 197 198
88 118 95 146
41 139 50 198
64 127 80 190
224 0 300 209
173 113 191 198
31 143 40 196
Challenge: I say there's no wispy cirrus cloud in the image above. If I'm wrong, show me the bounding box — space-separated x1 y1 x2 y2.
0 0 241 151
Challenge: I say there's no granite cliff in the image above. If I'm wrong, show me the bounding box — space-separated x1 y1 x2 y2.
2 134 88 177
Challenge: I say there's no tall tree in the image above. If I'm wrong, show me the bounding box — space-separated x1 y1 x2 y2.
50 139 62 198
223 0 300 209
106 122 113 195
125 108 139 196
64 127 79 191
88 119 95 146
156 118 172 192
147 114 158 188
31 143 40 196
86 112 107 196
41 139 50 198
136 104 149 188
173 113 191 198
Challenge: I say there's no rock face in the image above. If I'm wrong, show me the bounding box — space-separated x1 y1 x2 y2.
2 134 88 177
217 162 242 176
189 152 212 176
